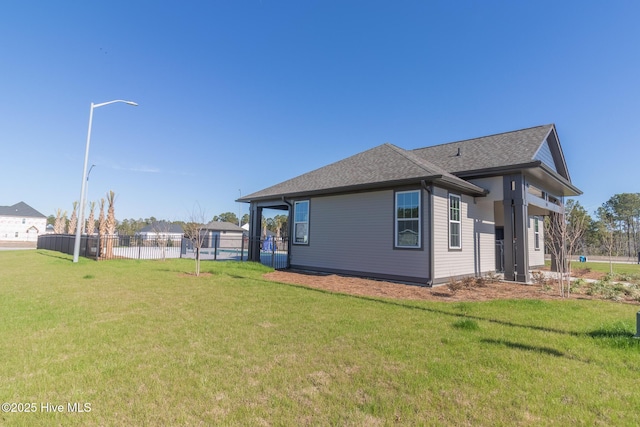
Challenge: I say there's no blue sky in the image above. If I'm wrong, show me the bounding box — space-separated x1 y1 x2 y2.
1 1 638 222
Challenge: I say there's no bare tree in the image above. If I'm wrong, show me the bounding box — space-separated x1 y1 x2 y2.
184 204 207 276
151 220 176 261
545 200 589 297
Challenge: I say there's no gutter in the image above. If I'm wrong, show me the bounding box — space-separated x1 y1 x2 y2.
421 180 434 287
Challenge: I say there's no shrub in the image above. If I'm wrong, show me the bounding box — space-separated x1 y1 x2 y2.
570 278 585 292
447 277 464 294
531 271 548 287
461 276 476 289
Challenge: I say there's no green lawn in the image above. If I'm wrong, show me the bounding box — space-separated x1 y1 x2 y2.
1 250 639 426
573 260 640 277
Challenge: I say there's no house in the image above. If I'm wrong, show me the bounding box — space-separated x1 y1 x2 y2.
202 221 245 249
136 221 184 244
0 202 47 242
238 124 581 285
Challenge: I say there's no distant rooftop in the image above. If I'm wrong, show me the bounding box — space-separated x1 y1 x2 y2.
0 202 46 218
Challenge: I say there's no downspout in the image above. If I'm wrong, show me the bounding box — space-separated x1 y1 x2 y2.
421 180 434 287
282 196 293 269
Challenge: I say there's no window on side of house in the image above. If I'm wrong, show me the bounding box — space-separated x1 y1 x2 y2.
449 194 461 249
395 190 421 248
534 217 540 250
293 200 309 245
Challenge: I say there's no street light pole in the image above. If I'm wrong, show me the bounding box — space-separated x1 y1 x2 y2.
73 100 137 263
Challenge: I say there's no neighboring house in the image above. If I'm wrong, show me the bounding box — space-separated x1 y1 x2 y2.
0 202 47 242
239 124 581 285
202 221 245 249
136 222 184 244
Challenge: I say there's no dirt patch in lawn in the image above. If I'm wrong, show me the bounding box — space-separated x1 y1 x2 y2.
263 270 612 303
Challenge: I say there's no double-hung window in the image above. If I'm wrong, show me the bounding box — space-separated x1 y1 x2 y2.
395 190 421 248
293 200 309 244
449 194 461 249
534 217 540 250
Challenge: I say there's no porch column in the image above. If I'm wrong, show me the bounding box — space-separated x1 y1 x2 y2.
503 175 530 282
248 204 263 262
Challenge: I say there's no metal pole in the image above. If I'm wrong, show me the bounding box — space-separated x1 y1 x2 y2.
73 103 95 263
72 100 137 263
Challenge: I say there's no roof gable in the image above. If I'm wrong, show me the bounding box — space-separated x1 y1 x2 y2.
240 143 485 201
533 138 557 173
0 202 46 218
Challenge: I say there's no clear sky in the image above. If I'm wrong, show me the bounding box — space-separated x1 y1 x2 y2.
1 1 638 222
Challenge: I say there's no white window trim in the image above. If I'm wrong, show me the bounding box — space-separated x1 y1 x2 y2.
449 194 462 250
395 190 421 249
534 217 540 250
293 200 309 245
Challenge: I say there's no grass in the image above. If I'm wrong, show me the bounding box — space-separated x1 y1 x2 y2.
1 250 640 425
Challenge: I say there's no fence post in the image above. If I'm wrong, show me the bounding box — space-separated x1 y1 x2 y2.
214 234 218 260
240 236 245 262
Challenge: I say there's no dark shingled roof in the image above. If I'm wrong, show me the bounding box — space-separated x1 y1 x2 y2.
0 202 46 218
239 143 486 202
204 221 244 232
411 124 555 174
239 124 580 202
138 221 184 234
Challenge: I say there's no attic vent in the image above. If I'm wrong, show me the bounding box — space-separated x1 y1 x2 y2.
456 147 462 156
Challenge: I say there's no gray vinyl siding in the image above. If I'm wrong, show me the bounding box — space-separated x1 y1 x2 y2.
432 187 495 283
290 190 430 282
534 138 558 173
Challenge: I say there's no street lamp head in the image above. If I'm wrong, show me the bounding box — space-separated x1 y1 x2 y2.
125 101 138 106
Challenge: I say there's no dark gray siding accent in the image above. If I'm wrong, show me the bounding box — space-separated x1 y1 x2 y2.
533 138 558 173
290 190 430 283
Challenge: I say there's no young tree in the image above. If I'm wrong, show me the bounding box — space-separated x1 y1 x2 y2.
105 191 117 258
86 201 96 234
184 204 207 276
151 220 176 261
67 201 78 235
53 209 66 234
596 205 617 275
545 199 588 297
98 198 106 257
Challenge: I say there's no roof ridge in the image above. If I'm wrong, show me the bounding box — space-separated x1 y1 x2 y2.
383 143 446 175
412 124 554 151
